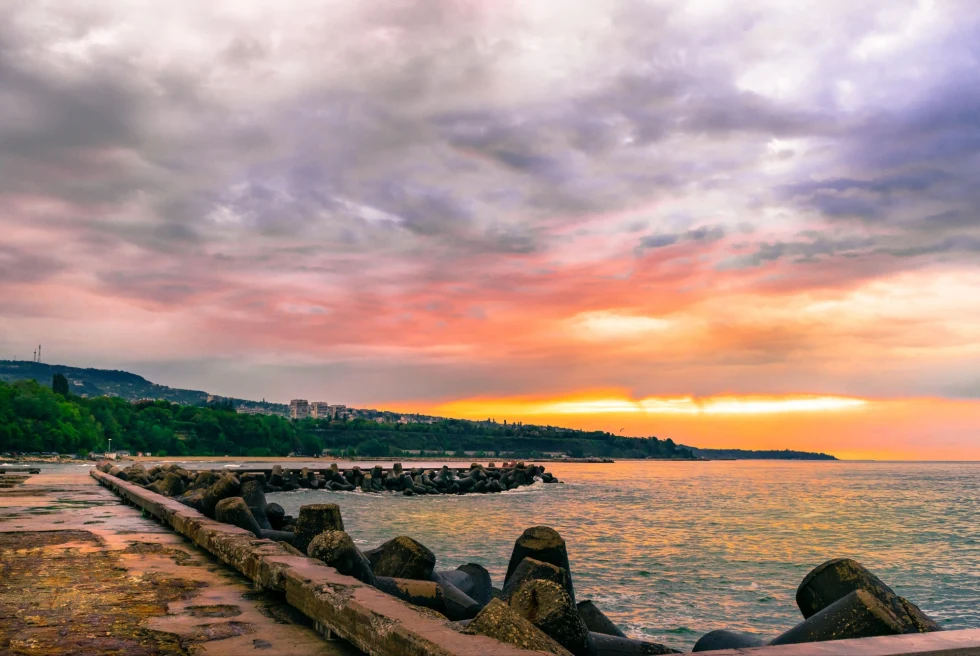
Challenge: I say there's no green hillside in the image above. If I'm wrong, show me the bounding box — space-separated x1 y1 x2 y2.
0 360 207 404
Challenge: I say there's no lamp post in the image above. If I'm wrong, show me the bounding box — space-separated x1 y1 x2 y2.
107 438 112 456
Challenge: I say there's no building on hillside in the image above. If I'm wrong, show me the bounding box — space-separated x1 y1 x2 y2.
289 399 310 420
236 406 266 415
310 401 332 418
329 404 348 419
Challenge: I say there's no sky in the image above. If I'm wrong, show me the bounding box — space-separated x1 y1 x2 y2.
1 0 979 458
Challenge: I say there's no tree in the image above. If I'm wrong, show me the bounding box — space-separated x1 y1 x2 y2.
52 373 69 396
356 438 388 457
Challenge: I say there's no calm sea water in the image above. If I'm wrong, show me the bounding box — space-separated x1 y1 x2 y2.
41 459 979 651
266 460 980 651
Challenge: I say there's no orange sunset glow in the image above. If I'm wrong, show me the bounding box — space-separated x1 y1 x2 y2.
406 394 980 462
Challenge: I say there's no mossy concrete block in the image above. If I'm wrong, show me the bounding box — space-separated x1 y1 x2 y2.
366 536 437 580
509 579 592 656
506 527 574 603
504 558 573 603
465 599 573 656
293 504 344 554
308 530 377 586
214 496 262 537
798 558 942 633
773 589 905 646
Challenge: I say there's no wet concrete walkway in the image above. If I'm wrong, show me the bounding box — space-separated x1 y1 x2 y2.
0 467 362 656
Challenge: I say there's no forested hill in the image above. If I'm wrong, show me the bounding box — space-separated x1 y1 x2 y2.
0 360 208 404
685 447 837 460
0 360 285 412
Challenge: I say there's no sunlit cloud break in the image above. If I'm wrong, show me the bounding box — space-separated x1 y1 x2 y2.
438 395 869 418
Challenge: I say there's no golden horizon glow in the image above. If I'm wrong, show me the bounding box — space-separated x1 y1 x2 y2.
433 393 870 418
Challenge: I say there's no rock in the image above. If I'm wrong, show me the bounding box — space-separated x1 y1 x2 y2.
506 526 575 602
259 529 295 543
589 633 680 655
265 502 285 530
578 600 626 638
509 579 592 656
441 582 483 621
692 629 765 652
307 530 377 585
293 504 345 554
108 465 127 480
374 577 446 615
464 599 573 656
771 589 905 645
148 472 185 497
214 497 262 537
269 464 284 487
504 557 573 603
361 474 373 492
189 470 219 490
177 488 207 513
203 475 241 518
797 558 941 633
241 480 272 530
365 536 436 580
432 563 493 606
240 472 266 485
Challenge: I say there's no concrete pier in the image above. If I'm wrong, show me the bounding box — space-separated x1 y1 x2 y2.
0 467 361 655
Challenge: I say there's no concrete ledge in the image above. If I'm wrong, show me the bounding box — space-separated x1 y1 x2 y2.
91 468 551 656
700 629 980 655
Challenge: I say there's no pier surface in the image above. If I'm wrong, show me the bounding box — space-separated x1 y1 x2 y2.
0 467 361 656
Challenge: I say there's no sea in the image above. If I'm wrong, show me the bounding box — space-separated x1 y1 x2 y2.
38 458 980 651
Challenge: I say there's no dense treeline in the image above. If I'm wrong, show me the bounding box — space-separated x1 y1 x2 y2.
687 447 837 460
0 379 696 459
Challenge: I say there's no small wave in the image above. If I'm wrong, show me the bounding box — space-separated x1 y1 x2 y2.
665 626 698 635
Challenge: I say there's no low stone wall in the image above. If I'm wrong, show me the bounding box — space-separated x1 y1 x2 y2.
91 468 551 656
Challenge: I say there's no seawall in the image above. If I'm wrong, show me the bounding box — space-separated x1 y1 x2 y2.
90 468 550 656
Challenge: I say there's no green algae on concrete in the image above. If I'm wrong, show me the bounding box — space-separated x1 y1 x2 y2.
0 530 199 655
0 467 363 656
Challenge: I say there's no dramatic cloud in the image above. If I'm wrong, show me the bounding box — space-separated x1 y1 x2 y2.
1 0 979 434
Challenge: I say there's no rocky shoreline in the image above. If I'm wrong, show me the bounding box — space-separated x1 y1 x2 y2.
96 460 946 655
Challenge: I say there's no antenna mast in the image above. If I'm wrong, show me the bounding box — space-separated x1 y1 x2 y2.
37 344 41 363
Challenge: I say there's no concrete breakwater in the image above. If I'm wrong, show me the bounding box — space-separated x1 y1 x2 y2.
92 460 961 655
108 461 560 496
